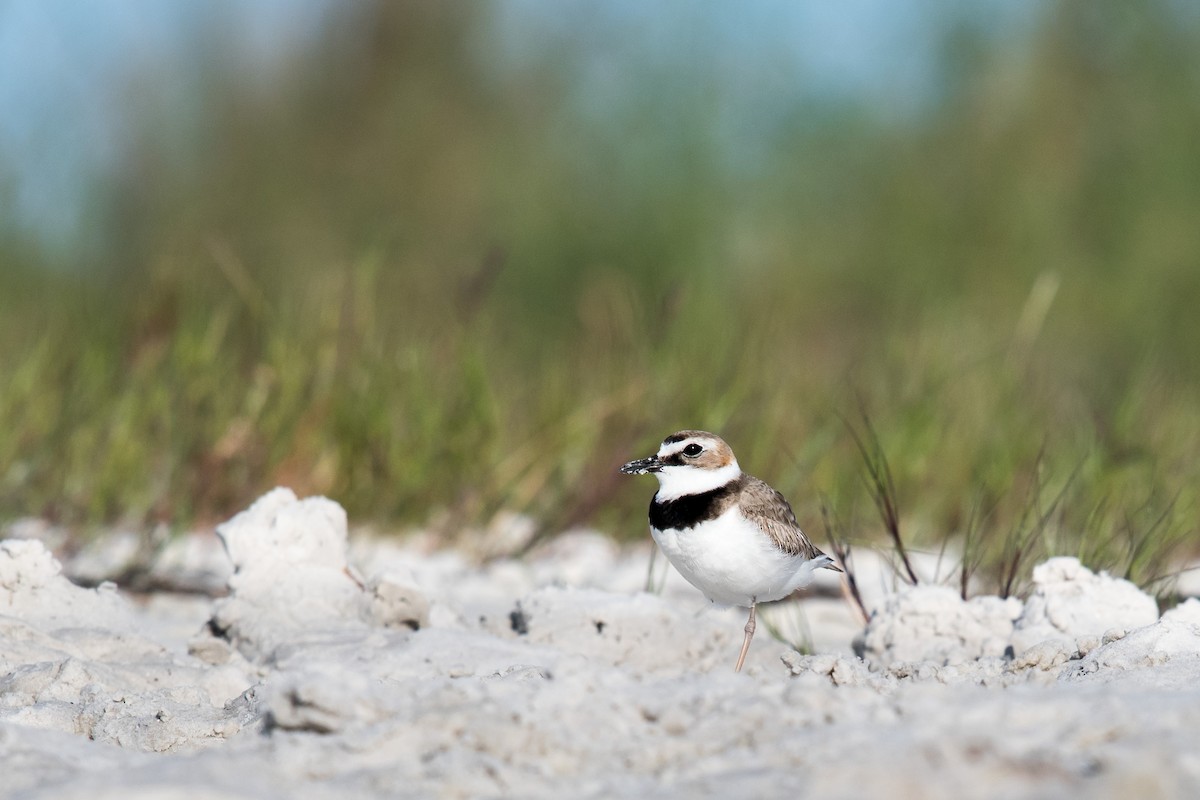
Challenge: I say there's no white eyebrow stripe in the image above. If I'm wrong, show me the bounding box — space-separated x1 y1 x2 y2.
657 438 710 458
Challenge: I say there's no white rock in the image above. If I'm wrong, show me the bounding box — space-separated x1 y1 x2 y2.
836 545 969 613
145 530 234 594
1061 613 1200 687
366 569 429 630
513 586 792 674
209 488 430 661
9 499 1200 800
859 584 1023 667
216 487 349 575
0 540 255 751
1012 557 1159 654
1171 562 1200 598
65 529 144 585
1161 597 1200 626
1 517 70 551
0 539 133 629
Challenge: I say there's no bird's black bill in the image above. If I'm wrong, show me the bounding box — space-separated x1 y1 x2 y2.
620 455 663 475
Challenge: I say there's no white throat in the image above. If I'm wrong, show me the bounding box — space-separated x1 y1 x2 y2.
654 460 741 503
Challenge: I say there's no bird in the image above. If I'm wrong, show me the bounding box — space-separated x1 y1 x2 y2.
620 430 841 672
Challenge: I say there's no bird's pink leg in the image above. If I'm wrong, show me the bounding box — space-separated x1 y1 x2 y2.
734 601 757 673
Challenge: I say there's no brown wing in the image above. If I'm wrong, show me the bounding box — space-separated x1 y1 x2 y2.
739 476 828 561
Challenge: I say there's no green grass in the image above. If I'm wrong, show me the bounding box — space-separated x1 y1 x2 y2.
1 0 1198 593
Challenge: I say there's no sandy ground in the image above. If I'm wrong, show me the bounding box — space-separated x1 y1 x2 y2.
3 488 1200 799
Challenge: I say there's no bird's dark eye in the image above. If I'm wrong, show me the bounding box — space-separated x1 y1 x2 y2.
683 443 703 457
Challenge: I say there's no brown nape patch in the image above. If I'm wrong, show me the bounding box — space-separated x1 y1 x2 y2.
692 442 733 469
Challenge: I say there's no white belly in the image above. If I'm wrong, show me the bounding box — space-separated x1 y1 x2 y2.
651 506 823 607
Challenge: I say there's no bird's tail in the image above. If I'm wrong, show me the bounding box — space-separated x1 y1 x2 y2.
818 553 843 573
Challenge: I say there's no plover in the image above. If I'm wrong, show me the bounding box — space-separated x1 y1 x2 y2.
620 430 841 672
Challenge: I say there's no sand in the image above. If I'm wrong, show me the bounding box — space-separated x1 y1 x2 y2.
3 488 1199 798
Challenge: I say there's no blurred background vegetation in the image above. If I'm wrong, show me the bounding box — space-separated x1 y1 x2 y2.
1 0 1197 590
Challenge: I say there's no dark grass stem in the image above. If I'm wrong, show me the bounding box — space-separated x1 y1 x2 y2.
820 495 869 623
998 451 1084 598
1122 491 1181 581
842 407 920 586
959 489 1000 600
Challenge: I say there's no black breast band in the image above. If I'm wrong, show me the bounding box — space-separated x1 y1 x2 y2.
649 483 737 530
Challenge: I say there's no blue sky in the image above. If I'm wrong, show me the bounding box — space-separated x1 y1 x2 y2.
0 0 1036 252
0 0 331 252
